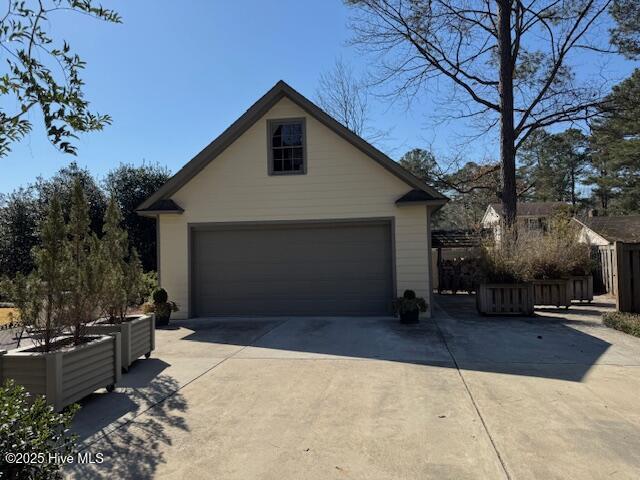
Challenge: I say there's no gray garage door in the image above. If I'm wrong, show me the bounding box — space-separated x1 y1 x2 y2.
191 221 393 316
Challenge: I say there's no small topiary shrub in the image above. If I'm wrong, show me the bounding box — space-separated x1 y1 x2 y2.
0 380 78 480
603 312 640 337
152 287 168 304
394 290 427 315
403 289 416 300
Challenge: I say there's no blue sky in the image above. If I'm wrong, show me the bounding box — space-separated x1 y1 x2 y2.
1 0 637 193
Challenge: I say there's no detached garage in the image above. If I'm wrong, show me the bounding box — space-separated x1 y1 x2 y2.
137 81 447 318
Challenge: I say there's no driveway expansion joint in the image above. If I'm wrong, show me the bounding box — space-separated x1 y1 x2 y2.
432 308 513 480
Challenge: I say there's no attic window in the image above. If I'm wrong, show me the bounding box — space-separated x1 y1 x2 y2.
268 118 306 175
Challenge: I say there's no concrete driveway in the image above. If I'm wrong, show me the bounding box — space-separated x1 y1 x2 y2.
67 296 640 479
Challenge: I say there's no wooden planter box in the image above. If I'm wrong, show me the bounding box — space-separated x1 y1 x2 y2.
532 279 572 308
568 275 594 303
476 283 534 315
84 314 155 372
0 334 121 411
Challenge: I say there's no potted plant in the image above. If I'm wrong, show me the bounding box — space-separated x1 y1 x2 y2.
143 288 179 327
0 194 120 411
523 217 592 308
394 290 427 323
476 233 534 315
567 247 595 303
84 198 155 371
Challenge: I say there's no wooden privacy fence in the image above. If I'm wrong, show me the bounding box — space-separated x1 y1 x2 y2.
596 245 617 295
596 242 640 313
616 242 640 313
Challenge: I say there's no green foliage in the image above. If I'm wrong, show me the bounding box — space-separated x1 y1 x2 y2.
36 162 107 235
399 149 440 187
32 195 70 351
66 179 103 343
587 69 640 214
0 162 167 279
152 287 168 304
609 0 640 59
0 187 39 276
99 198 143 322
139 271 159 304
104 163 171 270
603 311 640 337
153 301 178 318
3 272 44 329
393 290 427 314
0 380 78 480
518 129 589 206
398 150 501 230
144 288 178 318
0 1 120 157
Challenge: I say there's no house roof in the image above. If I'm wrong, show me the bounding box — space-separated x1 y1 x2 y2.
574 215 640 244
489 201 568 217
431 229 489 248
136 199 184 215
136 80 448 213
395 189 446 206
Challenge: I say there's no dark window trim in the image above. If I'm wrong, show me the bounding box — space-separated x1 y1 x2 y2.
267 117 307 176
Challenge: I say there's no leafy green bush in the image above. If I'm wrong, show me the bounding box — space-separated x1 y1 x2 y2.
0 380 78 480
139 271 158 304
603 312 640 337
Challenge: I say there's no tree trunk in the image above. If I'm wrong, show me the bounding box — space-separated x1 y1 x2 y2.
497 0 517 227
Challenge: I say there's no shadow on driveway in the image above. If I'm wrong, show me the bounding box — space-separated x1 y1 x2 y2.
175 295 614 382
69 360 189 479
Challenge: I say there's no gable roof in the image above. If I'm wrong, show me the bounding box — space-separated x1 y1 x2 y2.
489 201 568 217
573 215 640 244
137 80 447 212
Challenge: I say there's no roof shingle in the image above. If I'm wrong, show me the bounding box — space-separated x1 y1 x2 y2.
490 201 568 217
577 215 640 243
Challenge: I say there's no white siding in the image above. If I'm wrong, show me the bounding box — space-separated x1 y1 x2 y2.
159 97 432 318
578 226 610 246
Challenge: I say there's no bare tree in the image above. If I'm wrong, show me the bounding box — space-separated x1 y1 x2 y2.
346 0 637 225
316 59 387 143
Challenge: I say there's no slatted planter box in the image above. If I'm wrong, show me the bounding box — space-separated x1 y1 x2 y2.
84 314 154 372
532 279 572 308
0 334 121 411
476 283 534 315
568 275 594 303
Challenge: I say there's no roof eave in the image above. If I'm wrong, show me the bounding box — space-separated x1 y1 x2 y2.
136 209 184 218
395 199 448 207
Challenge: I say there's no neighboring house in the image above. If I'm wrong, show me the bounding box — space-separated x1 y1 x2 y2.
137 81 448 318
572 215 640 246
481 201 568 240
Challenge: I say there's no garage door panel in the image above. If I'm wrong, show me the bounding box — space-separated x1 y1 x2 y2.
191 222 393 316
